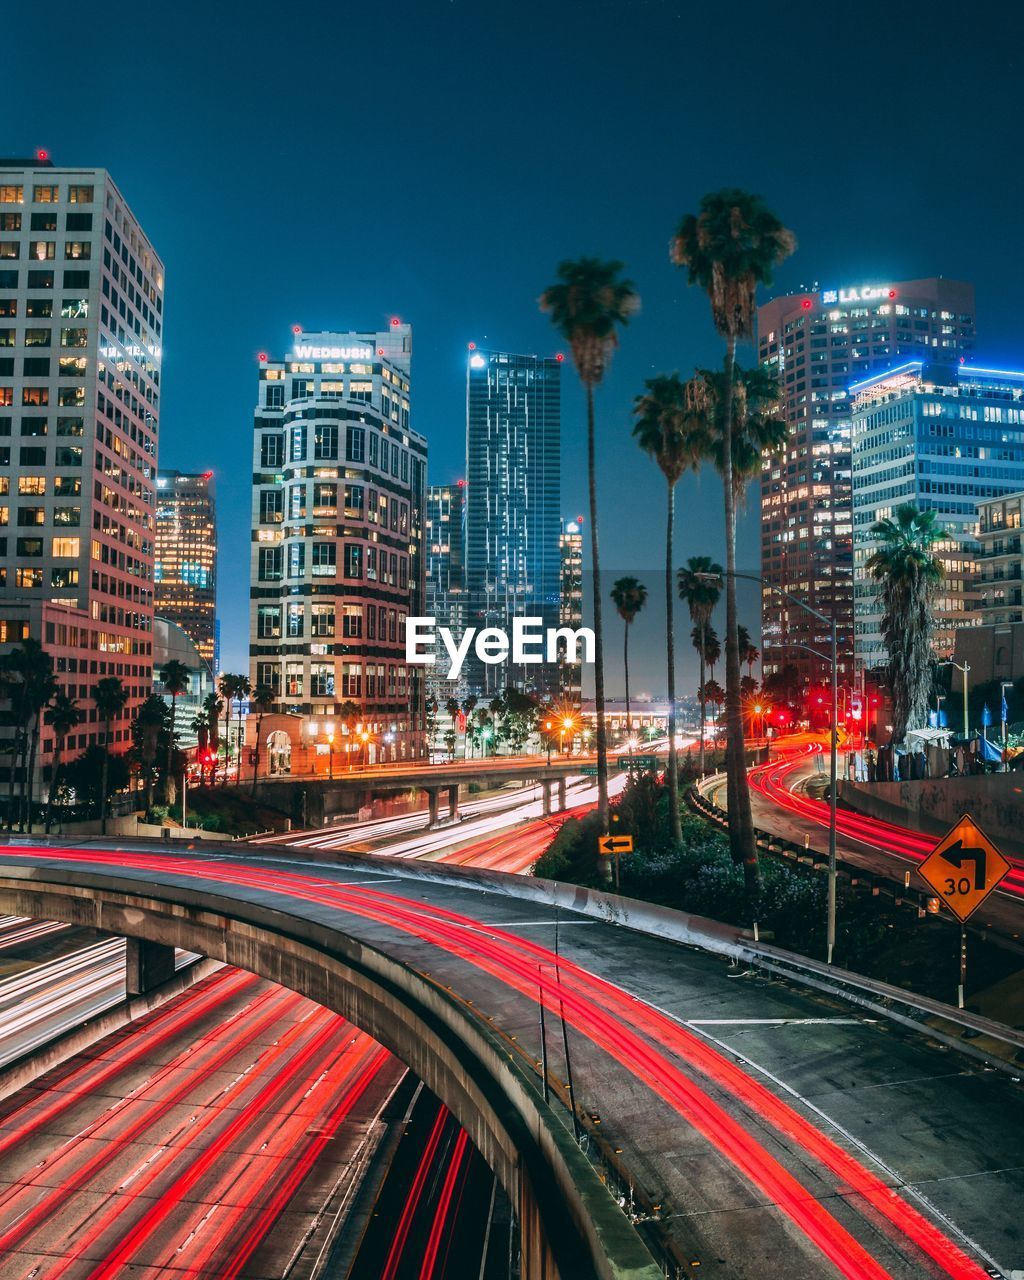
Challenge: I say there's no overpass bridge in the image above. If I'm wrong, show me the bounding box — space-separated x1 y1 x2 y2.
0 838 1019 1280
254 755 606 827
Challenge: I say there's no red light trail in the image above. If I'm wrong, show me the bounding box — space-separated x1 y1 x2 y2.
0 842 989 1279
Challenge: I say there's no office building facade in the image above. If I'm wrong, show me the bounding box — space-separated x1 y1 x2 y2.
424 480 466 705
758 278 975 689
249 325 427 765
463 347 561 698
976 489 1024 626
0 156 163 797
558 517 584 701
851 363 1024 673
155 469 217 670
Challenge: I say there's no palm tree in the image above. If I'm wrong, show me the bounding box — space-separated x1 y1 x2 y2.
632 375 708 842
217 674 246 783
541 258 639 834
610 577 647 740
2 640 57 832
684 363 789 879
93 676 128 833
233 675 251 784
700 624 721 684
249 682 276 795
672 191 794 887
44 692 83 833
202 691 222 786
679 557 723 776
133 694 167 815
160 659 190 803
865 504 945 745
737 624 760 679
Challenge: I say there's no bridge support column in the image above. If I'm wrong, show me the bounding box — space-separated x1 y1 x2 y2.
125 937 175 995
542 779 553 816
426 787 439 827
557 778 566 811
447 784 459 821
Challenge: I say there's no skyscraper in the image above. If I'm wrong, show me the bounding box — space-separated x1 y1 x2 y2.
0 155 163 800
851 361 1024 671
463 347 561 698
424 479 466 705
249 324 427 764
155 469 217 670
758 278 975 689
558 517 584 701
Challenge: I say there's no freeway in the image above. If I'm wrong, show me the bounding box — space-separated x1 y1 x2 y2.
0 840 1019 1279
0 965 405 1278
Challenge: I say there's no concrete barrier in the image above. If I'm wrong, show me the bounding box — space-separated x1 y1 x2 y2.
838 776 1024 856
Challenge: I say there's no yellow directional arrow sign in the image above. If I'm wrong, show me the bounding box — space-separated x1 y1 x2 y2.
917 814 1011 923
598 834 634 856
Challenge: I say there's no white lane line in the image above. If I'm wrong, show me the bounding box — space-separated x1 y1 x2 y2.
684 1021 1008 1276
686 1018 870 1026
561 964 1007 1276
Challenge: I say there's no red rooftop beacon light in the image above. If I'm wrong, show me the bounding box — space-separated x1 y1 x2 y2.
292 324 302 335
801 298 813 310
377 347 385 356
36 148 49 162
888 289 897 298
468 342 476 350
555 352 565 362
390 317 401 327
257 351 268 363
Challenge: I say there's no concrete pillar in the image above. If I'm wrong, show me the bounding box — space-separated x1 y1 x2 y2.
426 787 439 827
125 937 176 996
447 784 459 821
557 778 566 811
542 779 552 816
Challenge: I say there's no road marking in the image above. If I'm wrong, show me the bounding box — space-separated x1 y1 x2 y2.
484 920 600 928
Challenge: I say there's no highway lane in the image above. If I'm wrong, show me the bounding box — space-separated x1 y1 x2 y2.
0 841 1017 1279
0 965 406 1279
734 749 1024 937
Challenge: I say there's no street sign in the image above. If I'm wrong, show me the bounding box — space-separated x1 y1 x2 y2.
617 756 657 770
580 765 599 776
598 834 633 856
917 814 1011 923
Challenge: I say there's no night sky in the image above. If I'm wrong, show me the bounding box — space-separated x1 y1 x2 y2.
7 0 1024 693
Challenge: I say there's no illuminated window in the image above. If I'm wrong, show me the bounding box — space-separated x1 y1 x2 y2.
64 241 91 260
68 185 93 204
0 186 24 203
0 242 18 258
33 185 58 203
16 568 42 588
58 356 87 377
30 241 55 260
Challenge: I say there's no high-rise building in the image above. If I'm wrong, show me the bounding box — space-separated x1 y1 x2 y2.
463 347 561 698
976 490 1024 625
558 516 584 700
155 469 216 670
851 362 1024 672
0 155 163 800
758 278 975 688
424 480 466 705
249 324 427 764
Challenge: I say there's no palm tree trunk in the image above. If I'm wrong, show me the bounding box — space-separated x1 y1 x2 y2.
698 628 707 777
665 481 682 843
45 738 63 834
100 716 110 834
166 692 177 803
24 715 40 833
623 623 631 733
721 338 759 891
236 706 244 786
586 384 610 844
5 733 18 832
223 706 231 785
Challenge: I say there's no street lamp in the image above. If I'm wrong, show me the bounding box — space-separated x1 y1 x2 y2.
938 659 970 739
325 726 335 780
698 569 839 966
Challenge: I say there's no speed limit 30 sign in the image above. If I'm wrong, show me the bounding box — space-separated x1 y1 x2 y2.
917 814 1011 923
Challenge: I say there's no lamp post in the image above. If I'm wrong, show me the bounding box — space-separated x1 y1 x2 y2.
938 659 970 739
698 569 839 966
326 728 335 780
